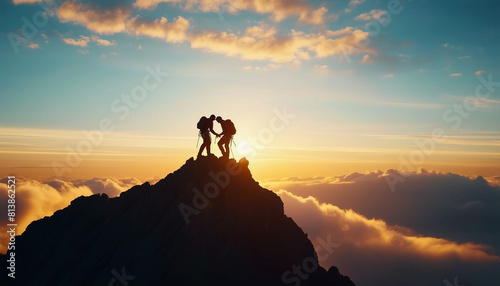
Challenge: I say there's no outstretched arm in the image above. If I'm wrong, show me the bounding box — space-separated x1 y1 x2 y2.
210 127 220 136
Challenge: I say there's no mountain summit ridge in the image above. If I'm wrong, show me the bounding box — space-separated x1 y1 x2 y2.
2 156 355 286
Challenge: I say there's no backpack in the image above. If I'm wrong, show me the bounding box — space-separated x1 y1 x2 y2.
197 116 209 130
224 119 236 136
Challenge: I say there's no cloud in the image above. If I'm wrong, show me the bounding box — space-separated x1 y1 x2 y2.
458 55 470 60
486 176 500 187
24 0 375 64
27 43 39 49
77 49 89 54
266 170 500 259
91 35 116 46
475 70 487 76
375 101 444 109
442 43 462 50
276 188 500 286
189 25 374 63
0 176 144 253
57 1 131 34
451 72 462 77
355 9 388 22
133 0 180 10
244 63 282 71
13 0 41 3
138 44 143 50
0 179 93 253
349 0 364 7
344 0 364 13
62 35 91 47
384 73 394 78
313 64 329 74
127 15 190 43
133 0 331 25
69 177 143 197
360 54 373 64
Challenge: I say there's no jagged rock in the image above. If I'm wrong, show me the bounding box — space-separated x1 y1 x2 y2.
1 156 354 286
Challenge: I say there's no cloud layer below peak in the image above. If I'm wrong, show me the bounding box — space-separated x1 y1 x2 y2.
268 170 500 285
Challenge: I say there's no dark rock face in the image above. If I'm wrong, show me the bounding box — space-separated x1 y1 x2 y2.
1 156 354 286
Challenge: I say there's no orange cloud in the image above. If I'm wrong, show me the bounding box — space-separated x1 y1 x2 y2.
244 63 282 71
21 0 374 64
348 0 364 8
57 1 131 34
276 189 500 285
361 54 373 64
91 35 116 46
133 0 181 10
0 180 93 253
0 177 144 253
355 9 388 22
345 0 365 13
307 29 374 58
278 190 499 262
27 43 40 49
13 0 41 3
189 24 374 63
62 35 90 47
133 0 330 25
127 15 190 43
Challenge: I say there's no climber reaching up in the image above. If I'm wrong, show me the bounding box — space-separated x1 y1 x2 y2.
197 115 219 158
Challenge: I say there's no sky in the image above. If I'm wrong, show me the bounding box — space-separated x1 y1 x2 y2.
1 0 500 285
1 0 499 180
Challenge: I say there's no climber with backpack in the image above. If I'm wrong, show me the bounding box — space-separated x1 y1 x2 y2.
215 116 236 159
197 114 219 159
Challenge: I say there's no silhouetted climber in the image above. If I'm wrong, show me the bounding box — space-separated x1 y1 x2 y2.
216 116 236 159
197 115 218 158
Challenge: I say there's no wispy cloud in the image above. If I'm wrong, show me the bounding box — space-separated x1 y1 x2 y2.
18 0 377 64
57 1 131 34
188 25 374 63
360 54 373 64
244 63 282 71
63 35 90 47
133 0 331 25
0 176 147 253
127 16 190 43
345 0 365 12
91 35 116 46
355 9 388 22
375 101 443 109
313 64 330 74
27 43 40 49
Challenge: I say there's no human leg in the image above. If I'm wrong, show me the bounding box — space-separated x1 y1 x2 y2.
220 135 230 158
